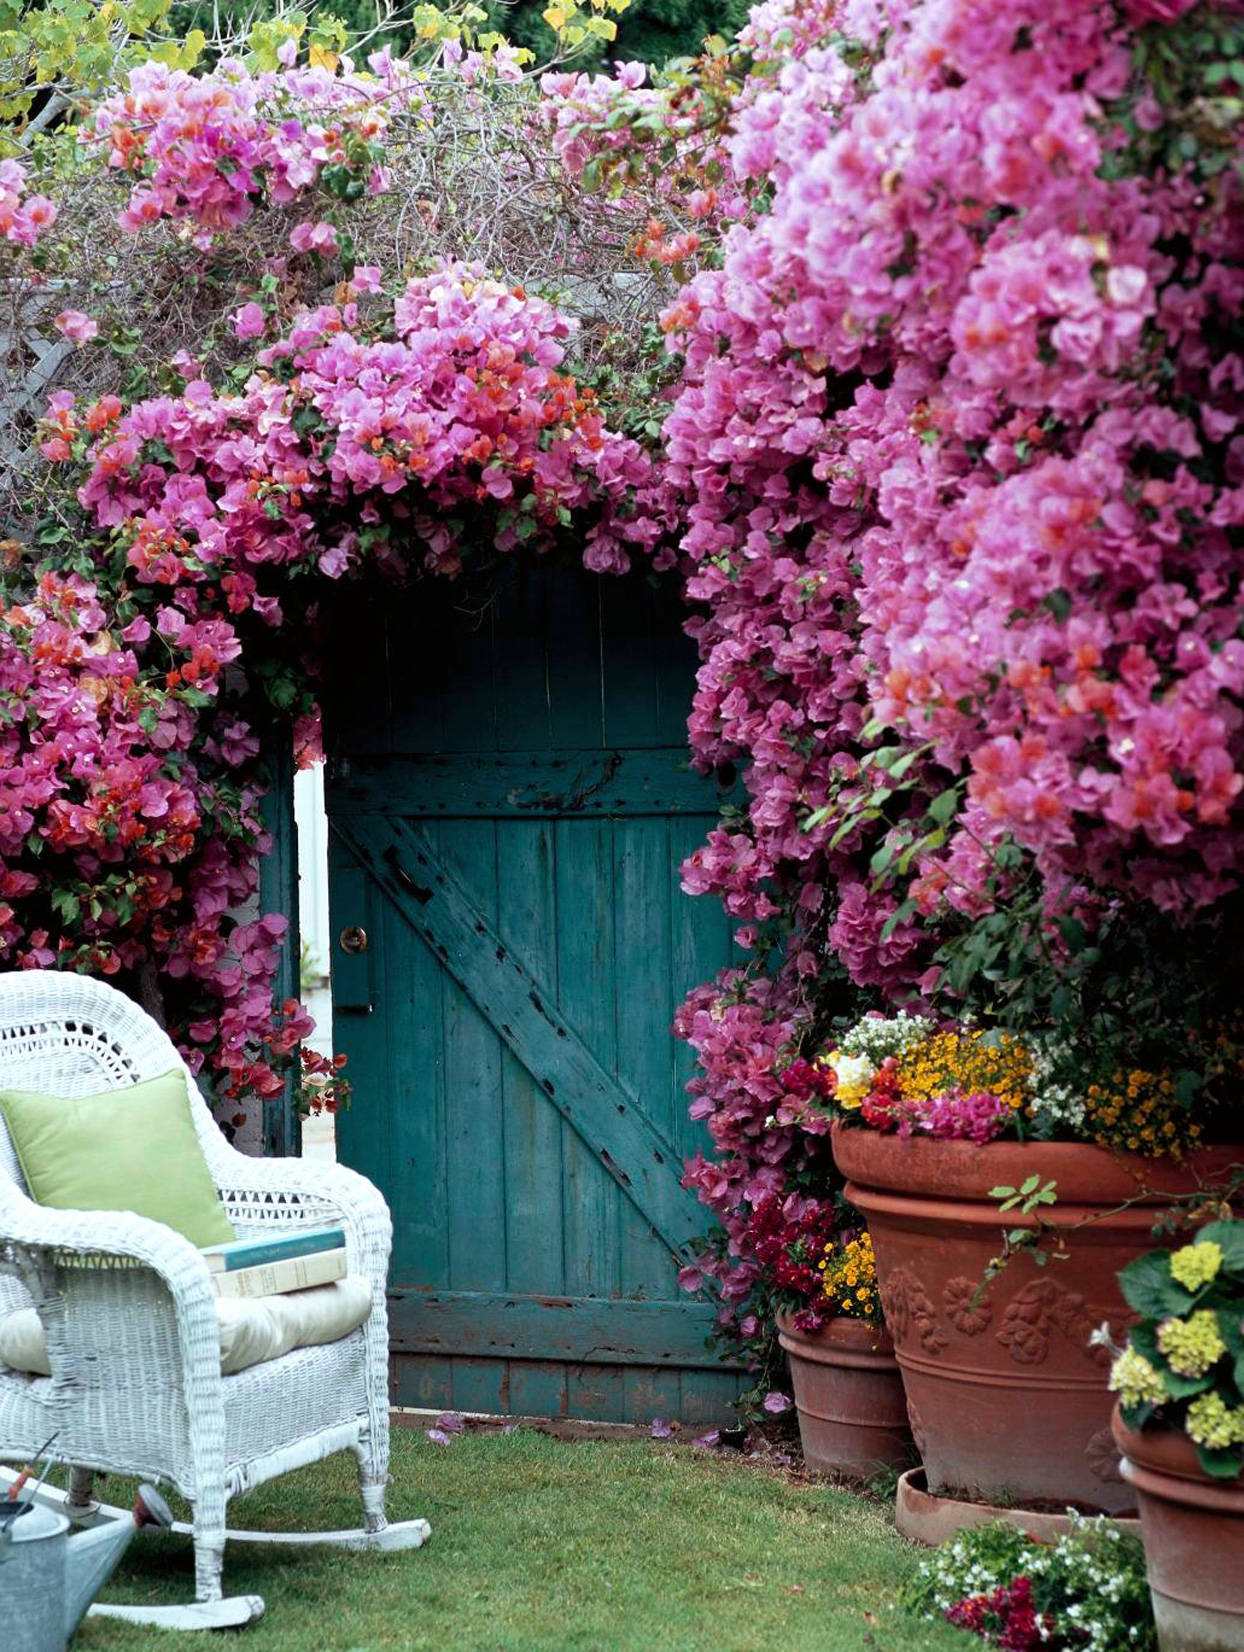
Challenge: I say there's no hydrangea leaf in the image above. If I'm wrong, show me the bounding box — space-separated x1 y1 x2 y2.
1118 1252 1197 1320
1194 1221 1244 1273
1195 1442 1244 1480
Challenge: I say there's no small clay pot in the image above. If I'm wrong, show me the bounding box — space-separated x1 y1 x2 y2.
894 1465 1141 1547
777 1314 912 1481
1113 1407 1244 1652
832 1123 1241 1513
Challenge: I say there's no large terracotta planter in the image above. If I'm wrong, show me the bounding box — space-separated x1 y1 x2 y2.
832 1124 1241 1513
1114 1408 1244 1652
777 1314 912 1480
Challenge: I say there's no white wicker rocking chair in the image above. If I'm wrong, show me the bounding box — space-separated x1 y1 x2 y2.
0 970 429 1631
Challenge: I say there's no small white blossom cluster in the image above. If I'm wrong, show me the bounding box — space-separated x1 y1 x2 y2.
1026 1036 1088 1135
838 1011 932 1063
907 1513 1154 1652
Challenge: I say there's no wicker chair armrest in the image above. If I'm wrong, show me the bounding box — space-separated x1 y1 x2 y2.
207 1148 392 1286
0 1188 224 1430
1 1187 212 1285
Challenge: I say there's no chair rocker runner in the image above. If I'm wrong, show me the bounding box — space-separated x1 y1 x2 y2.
0 970 430 1630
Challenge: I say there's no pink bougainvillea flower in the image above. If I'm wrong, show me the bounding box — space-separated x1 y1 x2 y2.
289 219 338 255
762 1392 792 1415
231 302 266 340
1 159 59 246
53 310 98 345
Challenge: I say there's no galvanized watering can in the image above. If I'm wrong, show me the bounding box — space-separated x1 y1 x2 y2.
0 1485 171 1650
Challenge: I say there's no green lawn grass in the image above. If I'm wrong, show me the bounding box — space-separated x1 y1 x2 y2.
78 1429 974 1651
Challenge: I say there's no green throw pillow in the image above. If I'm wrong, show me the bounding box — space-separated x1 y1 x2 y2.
0 1068 235 1248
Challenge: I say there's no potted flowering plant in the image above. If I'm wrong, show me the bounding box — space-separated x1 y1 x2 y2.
776 1229 913 1481
905 1513 1154 1652
821 1013 1240 1515
1110 1223 1244 1651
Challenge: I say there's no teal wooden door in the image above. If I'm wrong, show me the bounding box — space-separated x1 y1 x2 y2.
324 561 742 1423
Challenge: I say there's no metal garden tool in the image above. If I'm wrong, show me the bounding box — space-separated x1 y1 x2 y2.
0 1471 173 1649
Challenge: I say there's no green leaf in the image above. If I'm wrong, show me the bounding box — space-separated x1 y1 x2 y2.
51 890 80 923
894 830 925 877
1120 1400 1155 1431
1196 1443 1244 1479
1129 1321 1161 1364
928 787 960 825
1118 1251 1197 1320
1164 1369 1215 1400
879 898 915 942
828 816 858 850
870 840 897 878
1194 1220 1244 1273
1217 1310 1244 1397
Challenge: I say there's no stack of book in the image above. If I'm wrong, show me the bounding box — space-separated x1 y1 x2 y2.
200 1226 347 1298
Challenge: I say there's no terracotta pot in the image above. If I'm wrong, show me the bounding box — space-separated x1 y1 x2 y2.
1113 1409 1244 1652
894 1465 1141 1547
777 1314 913 1480
832 1124 1241 1514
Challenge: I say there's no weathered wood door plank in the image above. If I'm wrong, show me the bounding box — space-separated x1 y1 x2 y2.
329 812 705 1258
389 1290 739 1370
330 747 719 817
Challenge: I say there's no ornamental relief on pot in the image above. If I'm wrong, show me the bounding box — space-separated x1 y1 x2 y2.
942 1276 993 1336
880 1266 948 1356
1085 1427 1125 1485
995 1279 1114 1369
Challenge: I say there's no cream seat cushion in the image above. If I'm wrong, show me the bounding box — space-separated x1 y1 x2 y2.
0 1276 373 1377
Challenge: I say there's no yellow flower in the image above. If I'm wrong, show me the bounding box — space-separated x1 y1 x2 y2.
1079 1069 1201 1159
898 1030 1031 1111
1157 1310 1227 1378
1109 1347 1168 1409
1187 1392 1244 1450
1170 1240 1223 1293
821 1233 880 1324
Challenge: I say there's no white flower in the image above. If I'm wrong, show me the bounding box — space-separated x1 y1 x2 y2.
1089 1321 1124 1358
839 1010 932 1062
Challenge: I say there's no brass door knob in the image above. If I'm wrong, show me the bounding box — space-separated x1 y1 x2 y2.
339 925 369 955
